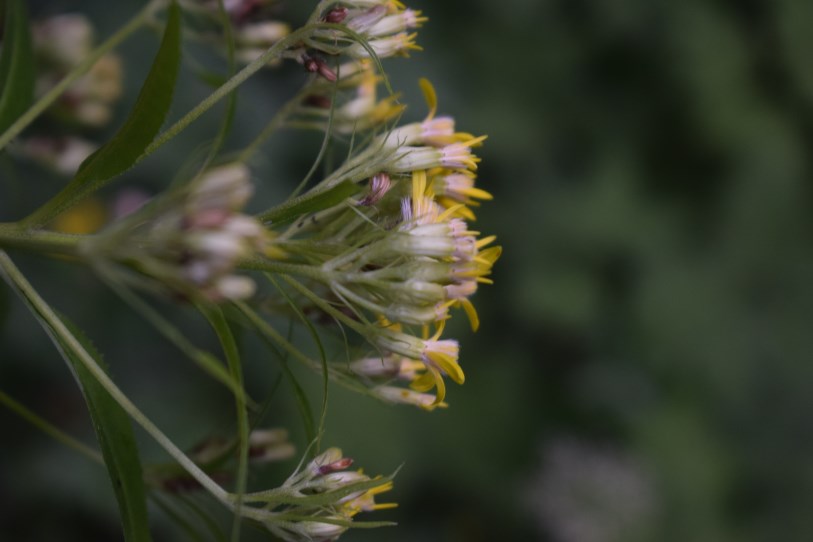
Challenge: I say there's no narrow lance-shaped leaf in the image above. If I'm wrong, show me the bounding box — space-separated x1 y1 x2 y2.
24 1 183 227
0 251 152 542
58 316 154 542
201 305 249 542
267 274 329 458
0 0 35 136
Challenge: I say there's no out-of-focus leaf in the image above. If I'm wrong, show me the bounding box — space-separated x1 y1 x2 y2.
25 1 183 227
0 0 35 137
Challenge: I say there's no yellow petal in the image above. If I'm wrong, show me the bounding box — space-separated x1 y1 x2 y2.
460 298 480 332
411 371 436 392
419 77 437 120
431 367 446 404
465 187 493 201
475 235 497 249
412 170 427 202
427 351 465 385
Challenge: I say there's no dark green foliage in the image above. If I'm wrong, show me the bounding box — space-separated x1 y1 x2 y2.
0 0 35 136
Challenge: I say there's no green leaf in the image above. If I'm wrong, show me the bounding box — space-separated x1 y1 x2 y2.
0 0 35 135
267 274 329 457
200 305 248 542
258 180 362 224
24 1 183 227
0 251 152 542
58 316 154 542
235 302 316 445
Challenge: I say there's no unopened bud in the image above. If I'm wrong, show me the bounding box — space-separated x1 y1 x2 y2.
304 94 332 109
297 519 348 542
318 457 354 475
358 172 392 205
302 54 337 82
324 6 348 23
249 429 296 463
307 447 346 475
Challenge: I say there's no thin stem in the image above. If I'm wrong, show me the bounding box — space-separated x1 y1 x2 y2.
287 76 339 200
0 1 162 151
234 300 323 372
140 26 316 162
140 21 383 167
0 250 232 506
0 223 84 255
281 275 369 335
238 256 329 282
0 389 104 465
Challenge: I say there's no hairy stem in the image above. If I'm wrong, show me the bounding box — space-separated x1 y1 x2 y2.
0 223 83 255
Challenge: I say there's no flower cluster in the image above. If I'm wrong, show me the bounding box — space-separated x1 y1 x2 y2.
189 0 290 65
14 14 123 175
297 58 404 134
273 79 499 408
83 163 274 302
33 14 123 127
0 1 494 540
309 0 427 58
267 447 396 542
293 1 425 83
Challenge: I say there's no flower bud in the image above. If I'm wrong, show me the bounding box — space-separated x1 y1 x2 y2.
373 386 443 410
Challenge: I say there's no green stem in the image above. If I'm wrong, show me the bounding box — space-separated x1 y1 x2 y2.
238 256 329 282
0 249 232 507
139 21 383 165
234 300 323 372
281 274 369 335
202 306 249 542
140 26 316 162
0 389 104 465
0 223 84 255
0 1 161 151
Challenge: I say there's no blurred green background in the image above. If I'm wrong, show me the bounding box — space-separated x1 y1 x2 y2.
4 0 813 541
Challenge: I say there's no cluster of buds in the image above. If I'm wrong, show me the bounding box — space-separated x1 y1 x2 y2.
274 80 499 408
296 59 404 134
83 163 275 302
13 15 122 175
266 447 395 542
291 0 424 83
33 14 123 127
309 1 425 60
190 0 290 66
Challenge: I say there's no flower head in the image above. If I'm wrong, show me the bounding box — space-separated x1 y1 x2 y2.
83 164 273 302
